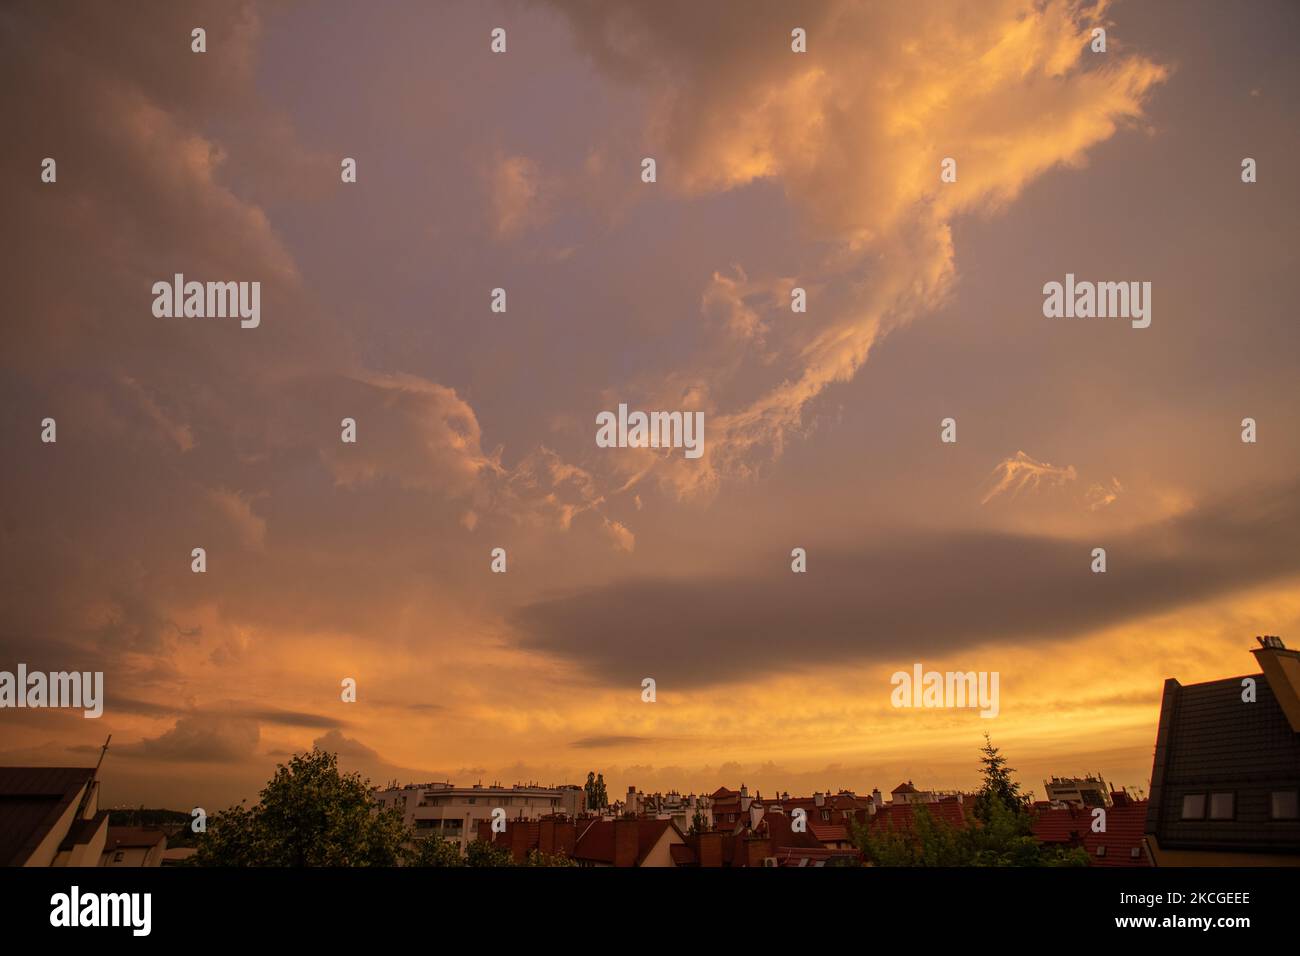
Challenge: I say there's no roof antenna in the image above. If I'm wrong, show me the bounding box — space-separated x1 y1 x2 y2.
94 734 112 774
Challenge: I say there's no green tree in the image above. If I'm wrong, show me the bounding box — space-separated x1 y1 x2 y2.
521 849 577 867
195 749 408 867
583 770 609 810
853 804 968 866
405 834 464 867
464 839 514 867
851 739 1092 868
973 733 1025 824
688 808 708 836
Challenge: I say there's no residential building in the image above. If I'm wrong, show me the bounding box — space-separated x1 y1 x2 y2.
1044 774 1112 808
672 810 861 867
1033 791 1151 866
374 780 584 853
0 766 109 866
890 781 935 805
571 817 685 867
101 826 167 867
1145 635 1300 865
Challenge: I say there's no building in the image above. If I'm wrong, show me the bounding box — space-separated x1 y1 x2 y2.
0 766 109 866
101 826 167 867
1033 791 1151 866
620 787 713 832
889 781 935 805
672 810 861 867
1044 774 1112 808
571 818 685 867
374 780 584 853
475 814 580 862
1145 635 1300 865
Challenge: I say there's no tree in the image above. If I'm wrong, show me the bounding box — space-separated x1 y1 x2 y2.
583 771 609 811
521 849 577 867
853 804 966 866
973 733 1025 824
850 738 1091 868
464 839 514 867
195 749 408 867
688 808 708 836
405 834 463 867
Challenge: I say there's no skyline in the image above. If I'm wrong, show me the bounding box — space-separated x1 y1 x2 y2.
2 0 1299 813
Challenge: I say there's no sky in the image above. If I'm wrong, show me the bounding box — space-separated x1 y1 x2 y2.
2 0 1298 812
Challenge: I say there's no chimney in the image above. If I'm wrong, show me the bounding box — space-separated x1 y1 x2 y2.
509 820 531 863
538 818 577 859
697 830 723 868
745 836 772 868
539 818 556 855
872 788 882 807
614 818 639 867
814 791 825 807
1253 636 1300 732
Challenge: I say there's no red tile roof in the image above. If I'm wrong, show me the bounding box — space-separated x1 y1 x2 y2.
1032 800 1150 867
572 819 681 866
808 822 851 843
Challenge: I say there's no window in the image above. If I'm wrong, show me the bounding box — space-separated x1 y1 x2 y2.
1095 845 1106 857
821 810 830 821
1129 846 1142 860
1271 791 1299 820
112 851 124 862
1209 792 1235 820
1180 793 1206 820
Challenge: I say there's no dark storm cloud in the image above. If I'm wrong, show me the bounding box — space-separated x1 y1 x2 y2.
514 478 1300 687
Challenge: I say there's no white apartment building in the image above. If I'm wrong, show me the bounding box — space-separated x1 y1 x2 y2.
374 781 584 852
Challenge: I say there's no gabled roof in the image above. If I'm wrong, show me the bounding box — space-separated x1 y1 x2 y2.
572 819 682 866
0 767 97 866
892 782 919 794
808 822 851 843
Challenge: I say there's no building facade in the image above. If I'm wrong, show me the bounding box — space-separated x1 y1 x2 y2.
374 781 584 853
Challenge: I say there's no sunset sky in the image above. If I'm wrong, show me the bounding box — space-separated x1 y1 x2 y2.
2 0 1299 813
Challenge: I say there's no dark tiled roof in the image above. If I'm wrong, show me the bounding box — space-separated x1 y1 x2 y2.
1147 672 1300 855
0 767 97 866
